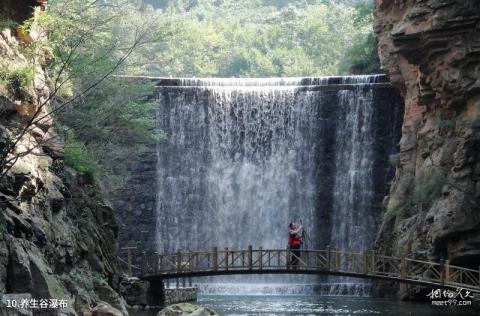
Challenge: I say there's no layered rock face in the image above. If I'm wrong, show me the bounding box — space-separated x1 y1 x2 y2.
0 21 126 316
374 0 480 287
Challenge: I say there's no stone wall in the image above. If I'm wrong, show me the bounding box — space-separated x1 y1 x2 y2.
164 288 197 305
374 0 480 298
114 146 157 254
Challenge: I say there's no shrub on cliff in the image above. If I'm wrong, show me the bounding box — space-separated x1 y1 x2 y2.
64 138 99 177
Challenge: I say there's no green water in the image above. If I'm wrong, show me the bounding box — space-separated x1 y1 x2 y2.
129 295 478 315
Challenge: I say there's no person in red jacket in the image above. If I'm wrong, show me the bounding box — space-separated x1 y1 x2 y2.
288 222 303 268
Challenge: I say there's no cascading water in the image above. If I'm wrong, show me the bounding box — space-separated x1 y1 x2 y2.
154 75 403 295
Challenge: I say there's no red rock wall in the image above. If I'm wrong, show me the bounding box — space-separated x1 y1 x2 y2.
374 0 480 279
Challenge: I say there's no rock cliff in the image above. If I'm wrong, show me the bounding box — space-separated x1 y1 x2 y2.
0 12 127 316
374 0 480 296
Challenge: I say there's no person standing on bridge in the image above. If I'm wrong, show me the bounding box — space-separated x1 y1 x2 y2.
288 222 303 269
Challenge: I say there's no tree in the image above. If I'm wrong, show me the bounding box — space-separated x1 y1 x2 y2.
0 0 163 182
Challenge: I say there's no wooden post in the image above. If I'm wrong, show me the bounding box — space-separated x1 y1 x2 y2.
166 278 170 288
141 252 146 275
259 247 263 270
182 277 186 288
370 250 375 274
326 246 331 271
154 252 159 274
363 251 368 274
248 245 253 270
159 255 163 273
439 259 445 285
277 250 281 267
176 250 182 274
382 253 386 273
445 259 450 283
242 251 245 267
286 246 290 269
188 250 193 271
335 248 340 272
213 247 218 271
224 248 229 271
400 257 406 279
127 248 132 277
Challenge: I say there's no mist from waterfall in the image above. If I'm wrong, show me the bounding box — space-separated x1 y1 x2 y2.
154 75 402 295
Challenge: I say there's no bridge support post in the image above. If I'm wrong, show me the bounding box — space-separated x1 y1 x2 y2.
147 279 165 307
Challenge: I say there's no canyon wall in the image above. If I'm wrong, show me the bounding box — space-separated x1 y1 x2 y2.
0 9 127 316
374 0 480 296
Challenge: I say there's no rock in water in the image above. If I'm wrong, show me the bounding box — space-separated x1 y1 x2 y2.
86 302 124 316
157 303 218 316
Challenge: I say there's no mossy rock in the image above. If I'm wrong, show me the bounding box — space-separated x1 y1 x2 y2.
158 303 218 316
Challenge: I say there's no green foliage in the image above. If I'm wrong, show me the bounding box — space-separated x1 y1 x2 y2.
126 0 376 77
413 167 447 207
384 198 413 222
383 167 448 222
0 17 17 30
64 138 99 177
0 58 35 99
338 3 379 74
388 153 400 167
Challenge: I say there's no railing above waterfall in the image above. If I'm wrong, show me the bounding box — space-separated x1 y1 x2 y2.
118 246 480 294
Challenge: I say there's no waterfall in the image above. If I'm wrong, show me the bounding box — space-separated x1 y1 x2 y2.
154 75 403 294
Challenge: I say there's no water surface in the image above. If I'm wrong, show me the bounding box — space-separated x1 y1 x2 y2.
196 295 476 316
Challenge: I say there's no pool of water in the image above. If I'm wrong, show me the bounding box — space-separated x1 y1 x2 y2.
129 294 477 316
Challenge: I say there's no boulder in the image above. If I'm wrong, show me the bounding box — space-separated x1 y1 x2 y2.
86 302 123 316
6 241 32 293
157 303 218 316
0 293 32 316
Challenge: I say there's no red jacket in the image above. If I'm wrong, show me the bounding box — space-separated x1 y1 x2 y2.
288 232 302 247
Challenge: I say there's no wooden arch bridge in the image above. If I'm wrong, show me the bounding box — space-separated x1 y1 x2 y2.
120 246 480 293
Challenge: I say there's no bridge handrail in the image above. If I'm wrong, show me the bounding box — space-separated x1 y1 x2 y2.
119 246 480 293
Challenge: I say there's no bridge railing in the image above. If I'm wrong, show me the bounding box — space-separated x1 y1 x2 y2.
120 246 480 293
